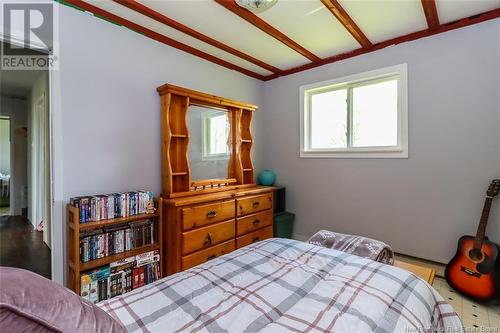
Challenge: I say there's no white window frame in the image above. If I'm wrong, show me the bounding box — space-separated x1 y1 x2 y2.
201 111 230 161
300 64 408 158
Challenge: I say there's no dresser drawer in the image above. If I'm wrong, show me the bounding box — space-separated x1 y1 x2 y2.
182 240 235 271
236 210 273 236
236 225 273 249
182 220 235 255
181 200 235 230
237 193 273 217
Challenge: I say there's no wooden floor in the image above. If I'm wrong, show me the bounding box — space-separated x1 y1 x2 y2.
0 215 51 279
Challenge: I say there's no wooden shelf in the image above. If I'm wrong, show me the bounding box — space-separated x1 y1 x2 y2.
78 212 159 231
66 200 164 296
80 243 160 271
160 84 257 195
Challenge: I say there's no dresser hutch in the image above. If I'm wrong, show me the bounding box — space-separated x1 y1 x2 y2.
158 84 274 275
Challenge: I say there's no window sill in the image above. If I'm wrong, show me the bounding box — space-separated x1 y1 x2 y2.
300 150 408 159
201 156 230 161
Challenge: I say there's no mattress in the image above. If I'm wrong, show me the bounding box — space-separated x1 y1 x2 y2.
98 238 463 332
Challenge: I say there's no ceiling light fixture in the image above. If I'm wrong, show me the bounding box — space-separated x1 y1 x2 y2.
235 0 278 13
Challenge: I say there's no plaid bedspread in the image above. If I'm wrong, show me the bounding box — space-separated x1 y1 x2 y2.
99 238 463 333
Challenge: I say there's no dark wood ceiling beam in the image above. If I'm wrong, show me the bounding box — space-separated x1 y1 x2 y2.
214 0 321 62
320 0 372 48
61 2 499 81
421 0 440 30
63 0 266 80
114 0 282 74
263 8 500 80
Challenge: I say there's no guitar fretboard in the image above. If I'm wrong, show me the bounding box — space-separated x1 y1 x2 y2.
474 197 493 250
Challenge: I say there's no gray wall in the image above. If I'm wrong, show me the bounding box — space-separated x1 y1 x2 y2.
58 5 263 199
51 4 498 282
54 4 264 282
261 20 500 263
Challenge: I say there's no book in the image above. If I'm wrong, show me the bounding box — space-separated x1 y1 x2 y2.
80 274 92 301
81 250 160 303
81 266 110 303
136 249 160 267
70 191 154 223
79 222 154 263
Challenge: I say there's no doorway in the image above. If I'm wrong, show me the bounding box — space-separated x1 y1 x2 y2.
0 116 10 216
0 42 52 279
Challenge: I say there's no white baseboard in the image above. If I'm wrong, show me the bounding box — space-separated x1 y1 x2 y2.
292 233 446 277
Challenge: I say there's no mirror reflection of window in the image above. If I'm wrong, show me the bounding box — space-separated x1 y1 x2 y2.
202 111 230 160
187 106 230 181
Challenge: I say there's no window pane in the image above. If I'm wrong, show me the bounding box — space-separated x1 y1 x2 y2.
209 114 229 155
310 89 347 149
352 79 398 148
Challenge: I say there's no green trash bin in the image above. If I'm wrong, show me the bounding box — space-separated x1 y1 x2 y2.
273 212 295 239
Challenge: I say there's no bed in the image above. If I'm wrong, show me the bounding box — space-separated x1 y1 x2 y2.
98 238 463 332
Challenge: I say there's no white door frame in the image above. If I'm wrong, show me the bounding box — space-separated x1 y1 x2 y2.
32 95 42 228
49 68 64 285
31 93 51 246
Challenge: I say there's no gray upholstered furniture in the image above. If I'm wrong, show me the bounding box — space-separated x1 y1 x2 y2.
0 267 126 333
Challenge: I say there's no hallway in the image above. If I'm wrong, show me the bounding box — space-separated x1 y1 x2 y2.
0 215 51 279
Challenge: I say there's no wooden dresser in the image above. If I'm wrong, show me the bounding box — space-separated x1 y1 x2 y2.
158 84 274 275
163 186 274 275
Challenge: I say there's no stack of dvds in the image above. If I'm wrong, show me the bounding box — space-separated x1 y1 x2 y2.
80 266 111 304
80 220 154 263
70 191 154 223
80 250 160 303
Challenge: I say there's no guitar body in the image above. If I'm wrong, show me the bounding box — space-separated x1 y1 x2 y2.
445 235 498 301
446 180 500 302
497 250 500 298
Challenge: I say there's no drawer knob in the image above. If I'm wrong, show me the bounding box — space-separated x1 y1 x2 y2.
252 237 260 243
206 211 217 218
204 233 214 247
252 202 260 208
206 255 216 261
252 219 260 226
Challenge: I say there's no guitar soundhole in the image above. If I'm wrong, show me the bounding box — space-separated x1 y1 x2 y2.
468 248 483 261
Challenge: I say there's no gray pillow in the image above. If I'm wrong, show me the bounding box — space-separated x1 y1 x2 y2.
0 267 126 333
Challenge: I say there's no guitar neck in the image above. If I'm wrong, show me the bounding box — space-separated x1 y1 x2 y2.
474 197 493 250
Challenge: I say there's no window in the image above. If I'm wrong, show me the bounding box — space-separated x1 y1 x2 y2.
202 110 230 160
300 64 408 158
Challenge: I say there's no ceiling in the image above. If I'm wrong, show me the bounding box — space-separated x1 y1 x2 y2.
0 44 46 98
65 0 500 81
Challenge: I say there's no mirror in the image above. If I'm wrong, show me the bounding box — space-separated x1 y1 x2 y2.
188 105 230 181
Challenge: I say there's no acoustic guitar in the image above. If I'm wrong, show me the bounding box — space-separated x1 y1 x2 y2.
445 179 500 302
